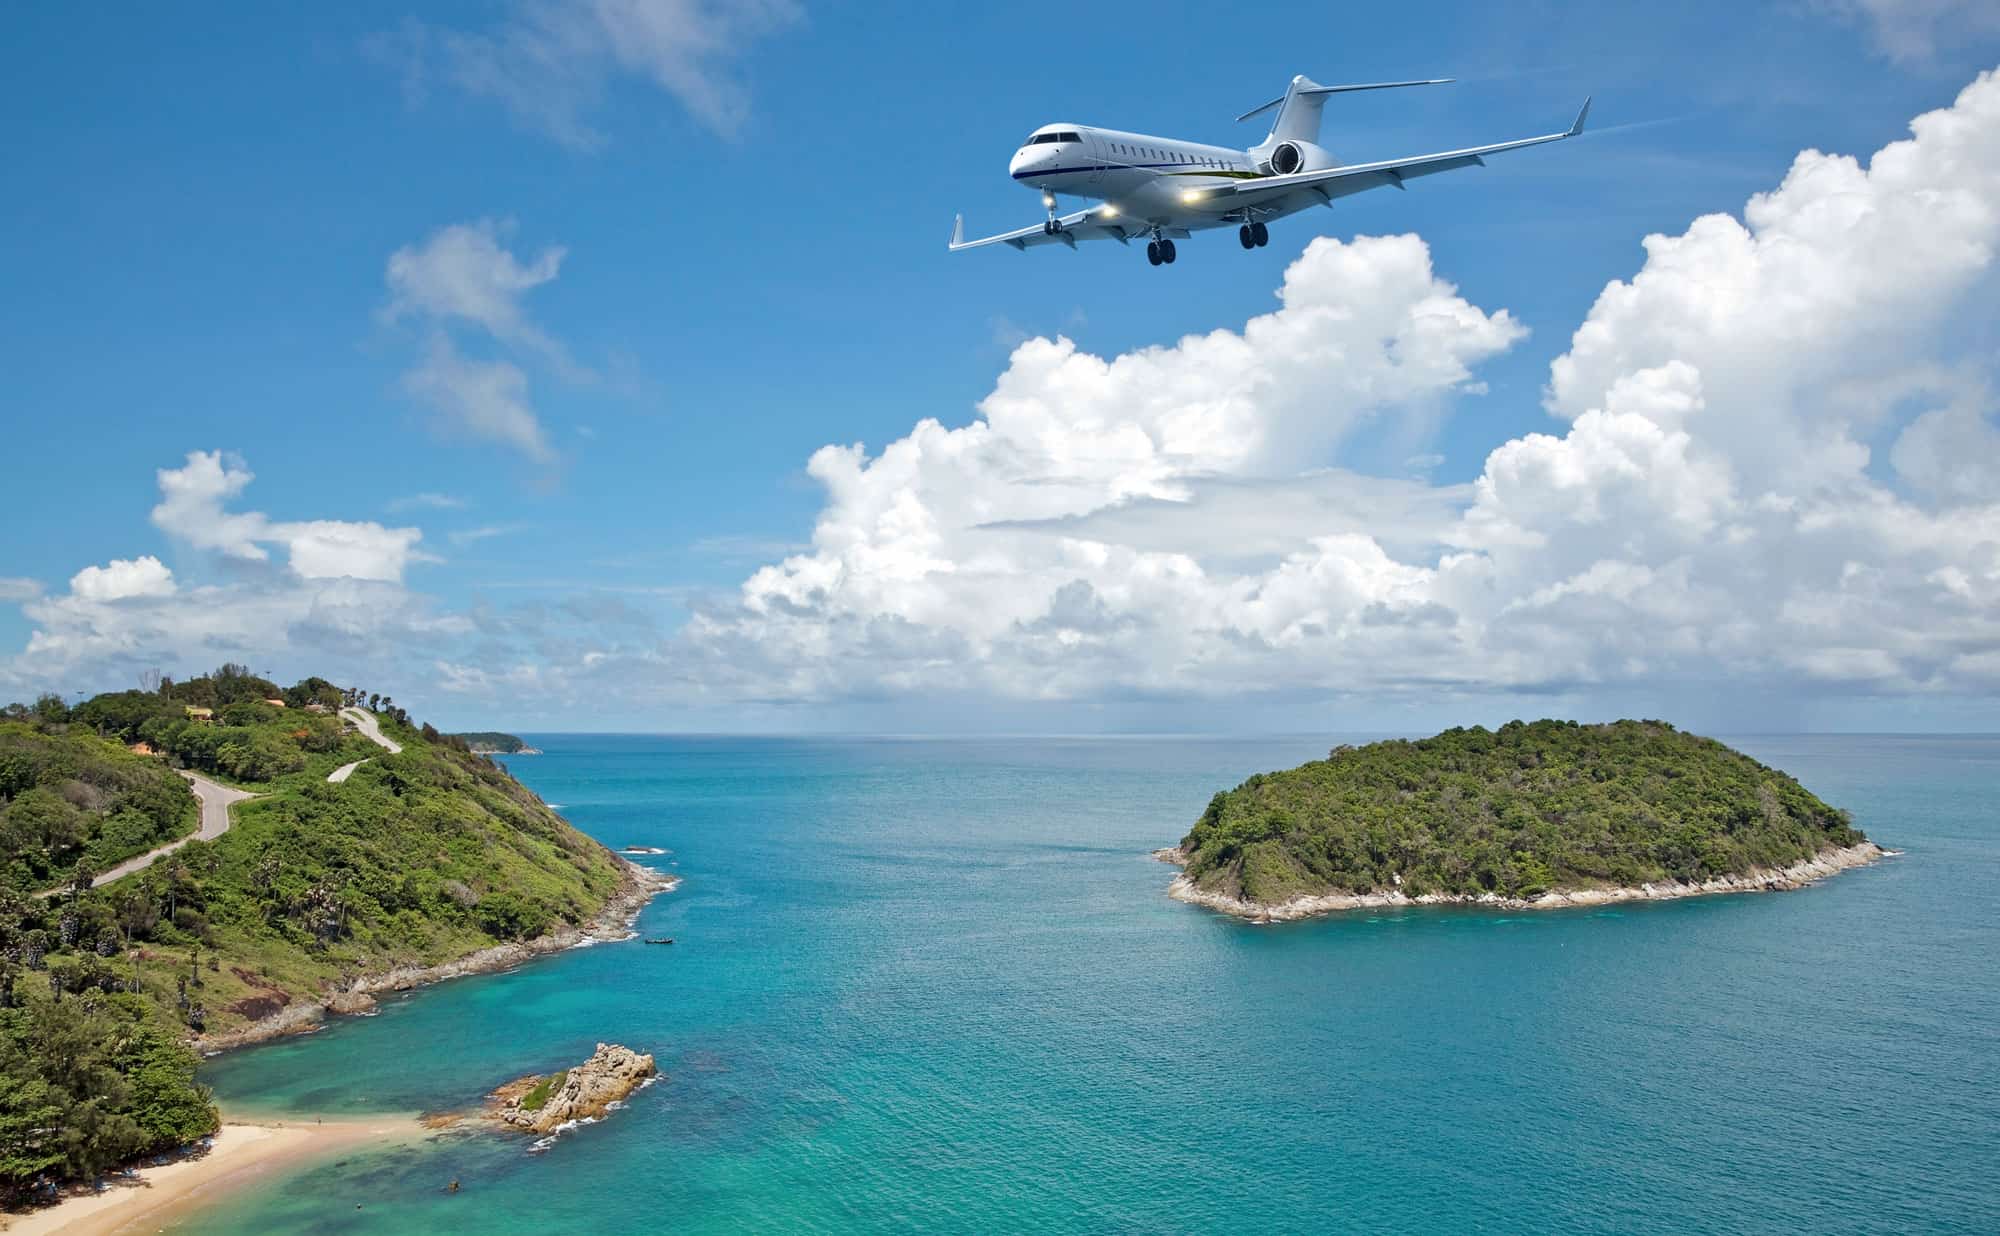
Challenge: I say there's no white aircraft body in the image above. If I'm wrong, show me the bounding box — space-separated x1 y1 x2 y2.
950 75 1589 266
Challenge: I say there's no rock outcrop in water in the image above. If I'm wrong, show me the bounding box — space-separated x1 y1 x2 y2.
488 1043 657 1135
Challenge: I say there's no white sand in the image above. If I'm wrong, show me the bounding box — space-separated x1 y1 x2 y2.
2 1116 419 1236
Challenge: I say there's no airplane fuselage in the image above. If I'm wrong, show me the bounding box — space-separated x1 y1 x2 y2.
1008 125 1262 227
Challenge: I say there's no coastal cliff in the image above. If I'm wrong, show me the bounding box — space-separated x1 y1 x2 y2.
1166 720 1885 921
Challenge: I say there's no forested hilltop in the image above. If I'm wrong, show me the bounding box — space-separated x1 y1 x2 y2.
1172 720 1872 912
0 667 631 1205
452 731 541 755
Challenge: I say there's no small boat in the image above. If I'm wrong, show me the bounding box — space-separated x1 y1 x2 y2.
644 937 675 945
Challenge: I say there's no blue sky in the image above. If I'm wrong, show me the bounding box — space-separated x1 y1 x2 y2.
4 2 2000 732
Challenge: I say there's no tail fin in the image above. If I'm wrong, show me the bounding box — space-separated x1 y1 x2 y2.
1268 76 1330 145
1239 76 1455 145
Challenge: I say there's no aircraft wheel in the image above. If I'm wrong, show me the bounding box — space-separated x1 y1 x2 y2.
1161 239 1177 264
1042 219 1055 236
1239 225 1255 250
1146 241 1161 266
1252 222 1269 247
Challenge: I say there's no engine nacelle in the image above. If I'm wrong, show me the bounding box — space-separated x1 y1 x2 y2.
1260 139 1336 177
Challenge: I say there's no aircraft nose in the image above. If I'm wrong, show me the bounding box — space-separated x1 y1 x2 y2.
1009 148 1031 177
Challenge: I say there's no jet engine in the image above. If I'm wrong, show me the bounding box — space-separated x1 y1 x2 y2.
1260 139 1335 176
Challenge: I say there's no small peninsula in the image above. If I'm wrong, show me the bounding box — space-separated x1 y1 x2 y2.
452 731 542 756
0 667 670 1209
1161 720 1885 920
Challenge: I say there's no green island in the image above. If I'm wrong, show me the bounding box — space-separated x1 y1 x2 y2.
451 731 542 756
1163 719 1884 919
0 667 660 1205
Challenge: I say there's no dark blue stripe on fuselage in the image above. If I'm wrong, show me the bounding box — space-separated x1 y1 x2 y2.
1012 163 1193 179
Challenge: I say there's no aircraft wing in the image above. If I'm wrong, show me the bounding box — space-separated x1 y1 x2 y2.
948 208 1172 252
1204 98 1590 212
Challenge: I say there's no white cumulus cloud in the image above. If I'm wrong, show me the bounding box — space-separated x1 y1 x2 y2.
68 557 176 602
149 451 428 583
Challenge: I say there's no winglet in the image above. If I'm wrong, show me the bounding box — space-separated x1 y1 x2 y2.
1568 96 1592 138
949 214 964 250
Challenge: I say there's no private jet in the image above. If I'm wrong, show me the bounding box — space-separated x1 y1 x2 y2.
949 76 1589 266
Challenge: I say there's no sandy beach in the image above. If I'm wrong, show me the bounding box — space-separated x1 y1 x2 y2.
2 1116 422 1236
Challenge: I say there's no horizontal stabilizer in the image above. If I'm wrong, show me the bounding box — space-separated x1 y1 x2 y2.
1237 77 1453 123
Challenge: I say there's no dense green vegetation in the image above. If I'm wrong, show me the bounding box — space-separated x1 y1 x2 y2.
1178 720 1865 906
518 1069 567 1112
0 668 628 1205
0 724 197 893
452 732 536 755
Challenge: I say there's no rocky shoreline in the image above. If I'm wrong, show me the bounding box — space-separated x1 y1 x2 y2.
193 859 678 1053
1155 841 1891 922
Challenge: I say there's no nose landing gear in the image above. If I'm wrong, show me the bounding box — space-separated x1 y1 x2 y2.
1237 221 1269 249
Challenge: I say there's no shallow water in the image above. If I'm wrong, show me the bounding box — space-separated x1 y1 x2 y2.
195 735 2000 1233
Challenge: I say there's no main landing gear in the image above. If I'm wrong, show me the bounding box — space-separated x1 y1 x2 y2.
1238 221 1269 249
1145 237 1177 266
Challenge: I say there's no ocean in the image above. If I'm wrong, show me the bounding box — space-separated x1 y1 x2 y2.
194 734 2000 1233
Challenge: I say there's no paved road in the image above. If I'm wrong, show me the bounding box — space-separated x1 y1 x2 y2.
339 707 403 754
327 708 403 783
41 771 256 897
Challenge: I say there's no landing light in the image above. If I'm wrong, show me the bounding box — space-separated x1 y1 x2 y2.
1180 190 1202 203
1100 205 1118 217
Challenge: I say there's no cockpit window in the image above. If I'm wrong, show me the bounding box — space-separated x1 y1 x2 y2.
1026 131 1083 145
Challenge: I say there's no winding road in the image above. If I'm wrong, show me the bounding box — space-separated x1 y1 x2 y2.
40 771 256 897
327 707 403 782
40 710 403 896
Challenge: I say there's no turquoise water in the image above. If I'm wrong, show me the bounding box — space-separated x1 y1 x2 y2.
196 735 2000 1233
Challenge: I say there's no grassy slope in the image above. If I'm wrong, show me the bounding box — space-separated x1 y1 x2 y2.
1178 720 1865 906
132 725 626 1039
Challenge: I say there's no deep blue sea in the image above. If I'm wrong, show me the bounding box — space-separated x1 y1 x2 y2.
195 735 2000 1233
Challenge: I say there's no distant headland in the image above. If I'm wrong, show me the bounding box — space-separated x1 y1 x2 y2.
1160 720 1887 921
452 731 543 755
